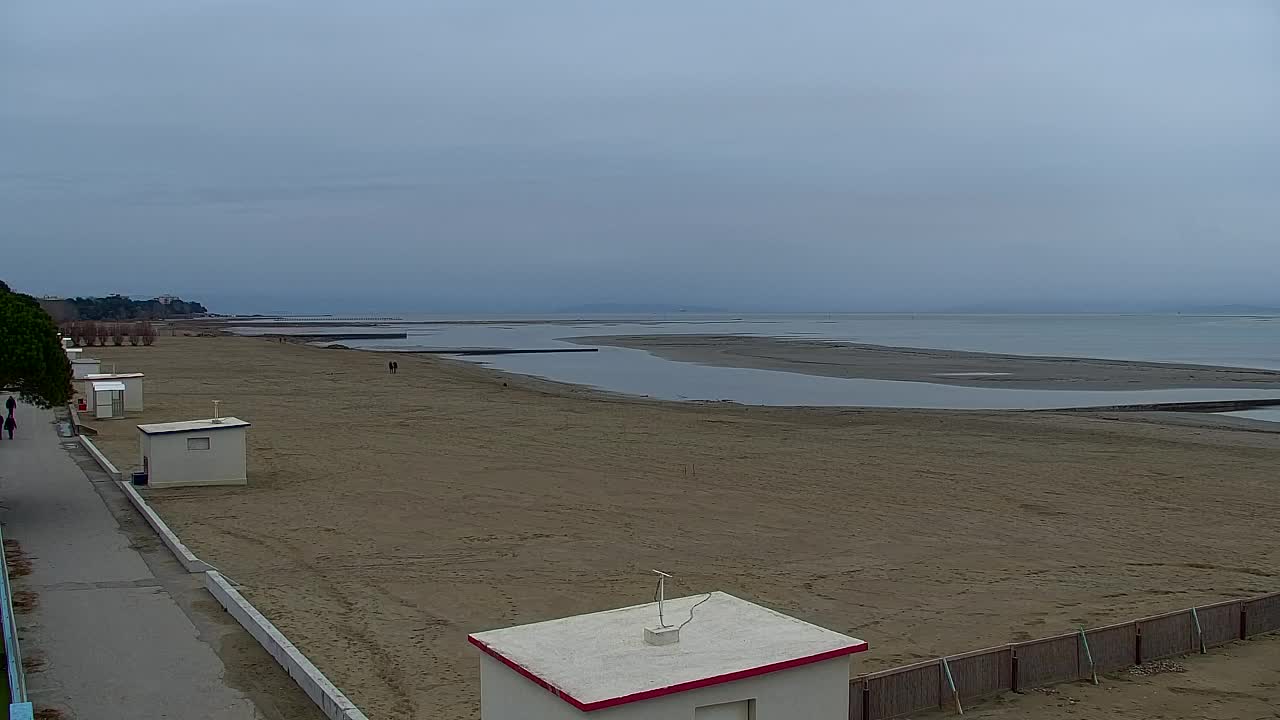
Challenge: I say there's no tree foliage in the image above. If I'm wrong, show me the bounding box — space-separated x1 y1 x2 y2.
40 294 207 322
0 282 74 408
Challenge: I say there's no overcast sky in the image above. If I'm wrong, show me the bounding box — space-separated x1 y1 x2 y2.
3 1 1278 313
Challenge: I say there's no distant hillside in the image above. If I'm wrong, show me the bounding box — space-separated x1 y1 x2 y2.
1163 304 1280 315
555 303 730 314
940 302 1280 315
38 294 208 322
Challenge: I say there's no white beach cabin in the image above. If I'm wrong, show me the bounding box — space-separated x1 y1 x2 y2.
71 357 102 380
137 417 250 488
82 373 145 412
61 337 75 349
90 381 127 420
469 592 867 720
65 347 82 359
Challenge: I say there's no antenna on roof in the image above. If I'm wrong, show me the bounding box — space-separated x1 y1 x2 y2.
652 570 672 628
645 570 681 646
212 400 223 423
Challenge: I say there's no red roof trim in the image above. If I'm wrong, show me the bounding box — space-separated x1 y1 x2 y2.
469 634 868 712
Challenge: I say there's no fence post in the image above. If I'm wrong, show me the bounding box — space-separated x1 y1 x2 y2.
1078 628 1098 685
1240 606 1249 639
941 657 963 715
1134 624 1143 665
861 679 870 720
848 679 868 720
1011 648 1020 693
1191 608 1206 654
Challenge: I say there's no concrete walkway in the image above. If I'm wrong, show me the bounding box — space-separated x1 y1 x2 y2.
0 403 320 719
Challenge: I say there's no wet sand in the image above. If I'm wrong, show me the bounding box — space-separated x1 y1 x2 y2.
583 334 1280 390
87 336 1280 719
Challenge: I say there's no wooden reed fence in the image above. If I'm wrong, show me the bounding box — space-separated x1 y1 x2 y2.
848 591 1280 719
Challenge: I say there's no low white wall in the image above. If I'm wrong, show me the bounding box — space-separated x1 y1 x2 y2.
205 572 370 720
116 481 212 574
77 435 123 482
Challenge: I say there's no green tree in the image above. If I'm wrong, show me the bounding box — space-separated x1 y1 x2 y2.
0 281 74 408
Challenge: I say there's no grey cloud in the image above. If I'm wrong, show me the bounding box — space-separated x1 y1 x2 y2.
2 1 1278 313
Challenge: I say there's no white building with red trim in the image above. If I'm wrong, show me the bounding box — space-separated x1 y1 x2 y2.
469 592 867 719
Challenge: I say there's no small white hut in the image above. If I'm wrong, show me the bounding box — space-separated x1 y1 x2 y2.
62 337 75 349
469 592 867 720
71 357 102 380
82 373 145 412
136 417 250 488
90 380 127 420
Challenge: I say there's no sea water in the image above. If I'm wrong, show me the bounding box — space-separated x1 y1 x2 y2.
232 314 1280 410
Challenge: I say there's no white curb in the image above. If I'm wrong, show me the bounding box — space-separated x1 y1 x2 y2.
116 481 212 574
77 435 122 482
205 571 370 720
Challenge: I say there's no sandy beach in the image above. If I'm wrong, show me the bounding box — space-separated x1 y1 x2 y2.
583 334 1280 390
86 336 1280 719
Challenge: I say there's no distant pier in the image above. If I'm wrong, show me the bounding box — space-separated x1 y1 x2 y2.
274 332 409 341
1056 397 1280 413
393 348 599 357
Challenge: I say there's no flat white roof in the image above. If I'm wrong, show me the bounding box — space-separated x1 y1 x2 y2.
90 381 127 392
469 592 866 712
65 348 83 355
84 373 145 379
137 417 251 435
70 358 99 364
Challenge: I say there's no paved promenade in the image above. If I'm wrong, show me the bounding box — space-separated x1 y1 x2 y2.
0 402 319 719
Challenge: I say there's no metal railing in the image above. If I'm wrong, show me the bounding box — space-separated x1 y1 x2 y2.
0 524 31 718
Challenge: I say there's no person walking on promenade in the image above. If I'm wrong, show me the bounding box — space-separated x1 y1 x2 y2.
5 395 15 416
3 414 15 440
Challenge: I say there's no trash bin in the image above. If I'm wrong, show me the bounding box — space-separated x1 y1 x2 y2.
131 471 148 486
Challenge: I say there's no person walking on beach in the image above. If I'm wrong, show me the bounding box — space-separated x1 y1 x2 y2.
3 414 15 440
4 395 15 416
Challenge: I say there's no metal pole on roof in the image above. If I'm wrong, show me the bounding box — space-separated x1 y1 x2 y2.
652 570 672 628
